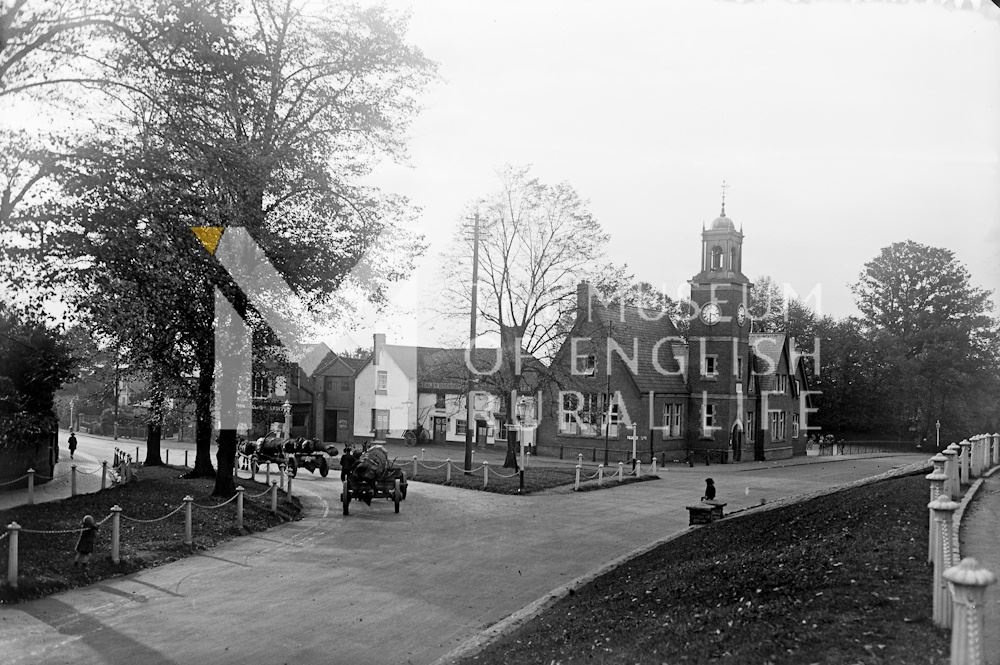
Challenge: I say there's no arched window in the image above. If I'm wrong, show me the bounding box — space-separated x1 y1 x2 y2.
711 246 724 270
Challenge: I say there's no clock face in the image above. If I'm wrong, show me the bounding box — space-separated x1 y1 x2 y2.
701 302 722 326
737 304 747 327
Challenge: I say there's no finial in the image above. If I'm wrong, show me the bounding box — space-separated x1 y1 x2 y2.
720 179 728 217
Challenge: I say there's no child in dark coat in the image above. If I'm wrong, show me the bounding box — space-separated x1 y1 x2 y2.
74 514 98 568
702 478 716 501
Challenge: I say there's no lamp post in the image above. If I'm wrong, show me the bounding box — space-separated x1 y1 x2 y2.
936 420 941 450
515 399 526 492
282 399 292 439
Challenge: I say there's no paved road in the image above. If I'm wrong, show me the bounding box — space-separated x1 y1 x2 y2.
0 452 928 665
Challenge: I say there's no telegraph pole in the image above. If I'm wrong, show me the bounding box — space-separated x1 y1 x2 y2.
464 213 481 474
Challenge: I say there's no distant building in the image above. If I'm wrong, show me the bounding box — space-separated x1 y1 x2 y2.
539 205 813 463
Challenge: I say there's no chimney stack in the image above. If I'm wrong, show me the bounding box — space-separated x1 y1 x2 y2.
577 281 592 321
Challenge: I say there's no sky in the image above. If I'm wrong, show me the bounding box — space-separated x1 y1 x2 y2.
344 0 1000 350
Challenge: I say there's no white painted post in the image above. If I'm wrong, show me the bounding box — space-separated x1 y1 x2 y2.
651 457 657 474
483 460 489 489
636 460 642 478
235 487 244 530
26 469 34 505
930 496 960 628
6 522 20 589
942 445 959 499
969 436 982 478
926 468 948 564
413 455 418 478
597 464 604 486
944 557 997 665
617 461 624 482
992 433 999 466
183 495 193 547
270 481 278 514
445 459 452 483
101 460 108 490
525 451 530 469
577 453 583 467
421 448 425 462
958 440 971 485
71 465 77 497
574 464 581 491
110 505 122 564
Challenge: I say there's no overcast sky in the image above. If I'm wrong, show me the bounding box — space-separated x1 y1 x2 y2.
342 0 1000 350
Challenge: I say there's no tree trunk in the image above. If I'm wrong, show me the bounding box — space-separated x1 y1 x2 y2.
144 420 163 465
212 429 238 496
502 388 519 470
185 348 216 478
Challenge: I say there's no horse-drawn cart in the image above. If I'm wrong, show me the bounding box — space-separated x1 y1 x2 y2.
239 435 337 478
340 445 408 515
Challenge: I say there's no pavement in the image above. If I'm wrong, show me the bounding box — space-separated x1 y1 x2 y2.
0 436 931 665
958 469 1000 665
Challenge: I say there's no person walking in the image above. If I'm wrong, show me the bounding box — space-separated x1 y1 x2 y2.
73 515 99 569
68 431 78 460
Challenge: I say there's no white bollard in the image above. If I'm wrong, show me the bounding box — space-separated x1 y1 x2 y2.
636 460 642 478
7 522 20 589
101 460 108 490
927 469 948 564
930 496 960 628
235 487 244 530
944 557 997 665
617 461 624 482
574 464 581 491
942 446 959 499
183 495 194 547
577 453 583 467
270 481 278 514
483 460 489 489
597 464 604 486
993 433 999 466
26 469 34 505
445 459 452 483
71 465 77 497
421 448 425 462
958 440 971 485
110 505 122 564
651 457 657 474
525 451 530 469
413 455 418 478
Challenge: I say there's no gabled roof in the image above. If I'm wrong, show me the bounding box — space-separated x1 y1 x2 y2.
365 344 540 393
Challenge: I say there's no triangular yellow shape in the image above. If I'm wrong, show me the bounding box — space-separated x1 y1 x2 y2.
191 226 224 255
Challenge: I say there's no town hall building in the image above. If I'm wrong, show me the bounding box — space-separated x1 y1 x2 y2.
536 205 813 464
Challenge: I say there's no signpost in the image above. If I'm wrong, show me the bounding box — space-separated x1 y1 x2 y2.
628 423 639 470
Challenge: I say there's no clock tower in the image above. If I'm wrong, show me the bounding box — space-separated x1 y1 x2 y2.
687 188 753 457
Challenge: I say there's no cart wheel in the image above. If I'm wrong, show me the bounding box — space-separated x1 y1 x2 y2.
342 483 351 515
394 478 401 513
286 455 298 478
401 483 407 500
319 457 329 477
403 430 417 447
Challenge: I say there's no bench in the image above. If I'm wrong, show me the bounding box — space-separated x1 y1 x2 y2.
685 500 727 525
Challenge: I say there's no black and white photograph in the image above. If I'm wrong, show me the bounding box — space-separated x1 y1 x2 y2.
1 1 999 663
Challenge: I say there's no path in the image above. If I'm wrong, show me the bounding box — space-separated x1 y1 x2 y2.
0 452 928 665
959 471 1000 665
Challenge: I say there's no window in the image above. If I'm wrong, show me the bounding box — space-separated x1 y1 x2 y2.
703 355 718 377
746 411 755 442
376 370 387 393
662 403 683 439
736 356 743 379
371 409 389 433
792 413 800 439
793 378 800 397
577 353 596 376
340 379 350 392
252 373 273 399
776 374 788 393
769 410 786 441
456 419 467 435
703 403 716 434
711 245 724 270
560 392 603 436
495 422 508 442
435 393 446 409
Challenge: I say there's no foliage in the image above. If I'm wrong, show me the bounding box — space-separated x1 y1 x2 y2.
0 303 76 446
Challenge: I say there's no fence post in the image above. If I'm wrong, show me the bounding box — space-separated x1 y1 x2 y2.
421 448 425 462
992 433 999 466
445 459 452 483
617 461 624 482
413 455 418 478
577 453 583 467
574 464 581 491
942 445 959 499
636 460 642 479
930 496 960 628
183 495 193 547
135 446 139 461
235 486 244 531
110 505 122 564
265 462 271 486
279 466 285 491
926 467 948 563
598 464 604 486
286 471 293 500
525 451 530 469
651 457 657 474
270 481 278 514
969 436 981 479
26 469 34 505
958 440 971 485
101 460 108 490
6 522 20 589
71 464 77 497
483 461 489 489
944 557 997 665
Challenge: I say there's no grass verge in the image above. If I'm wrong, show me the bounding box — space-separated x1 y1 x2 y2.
458 472 948 665
0 465 301 604
403 461 657 494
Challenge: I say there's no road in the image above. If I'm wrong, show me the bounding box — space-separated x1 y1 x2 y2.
0 444 929 665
